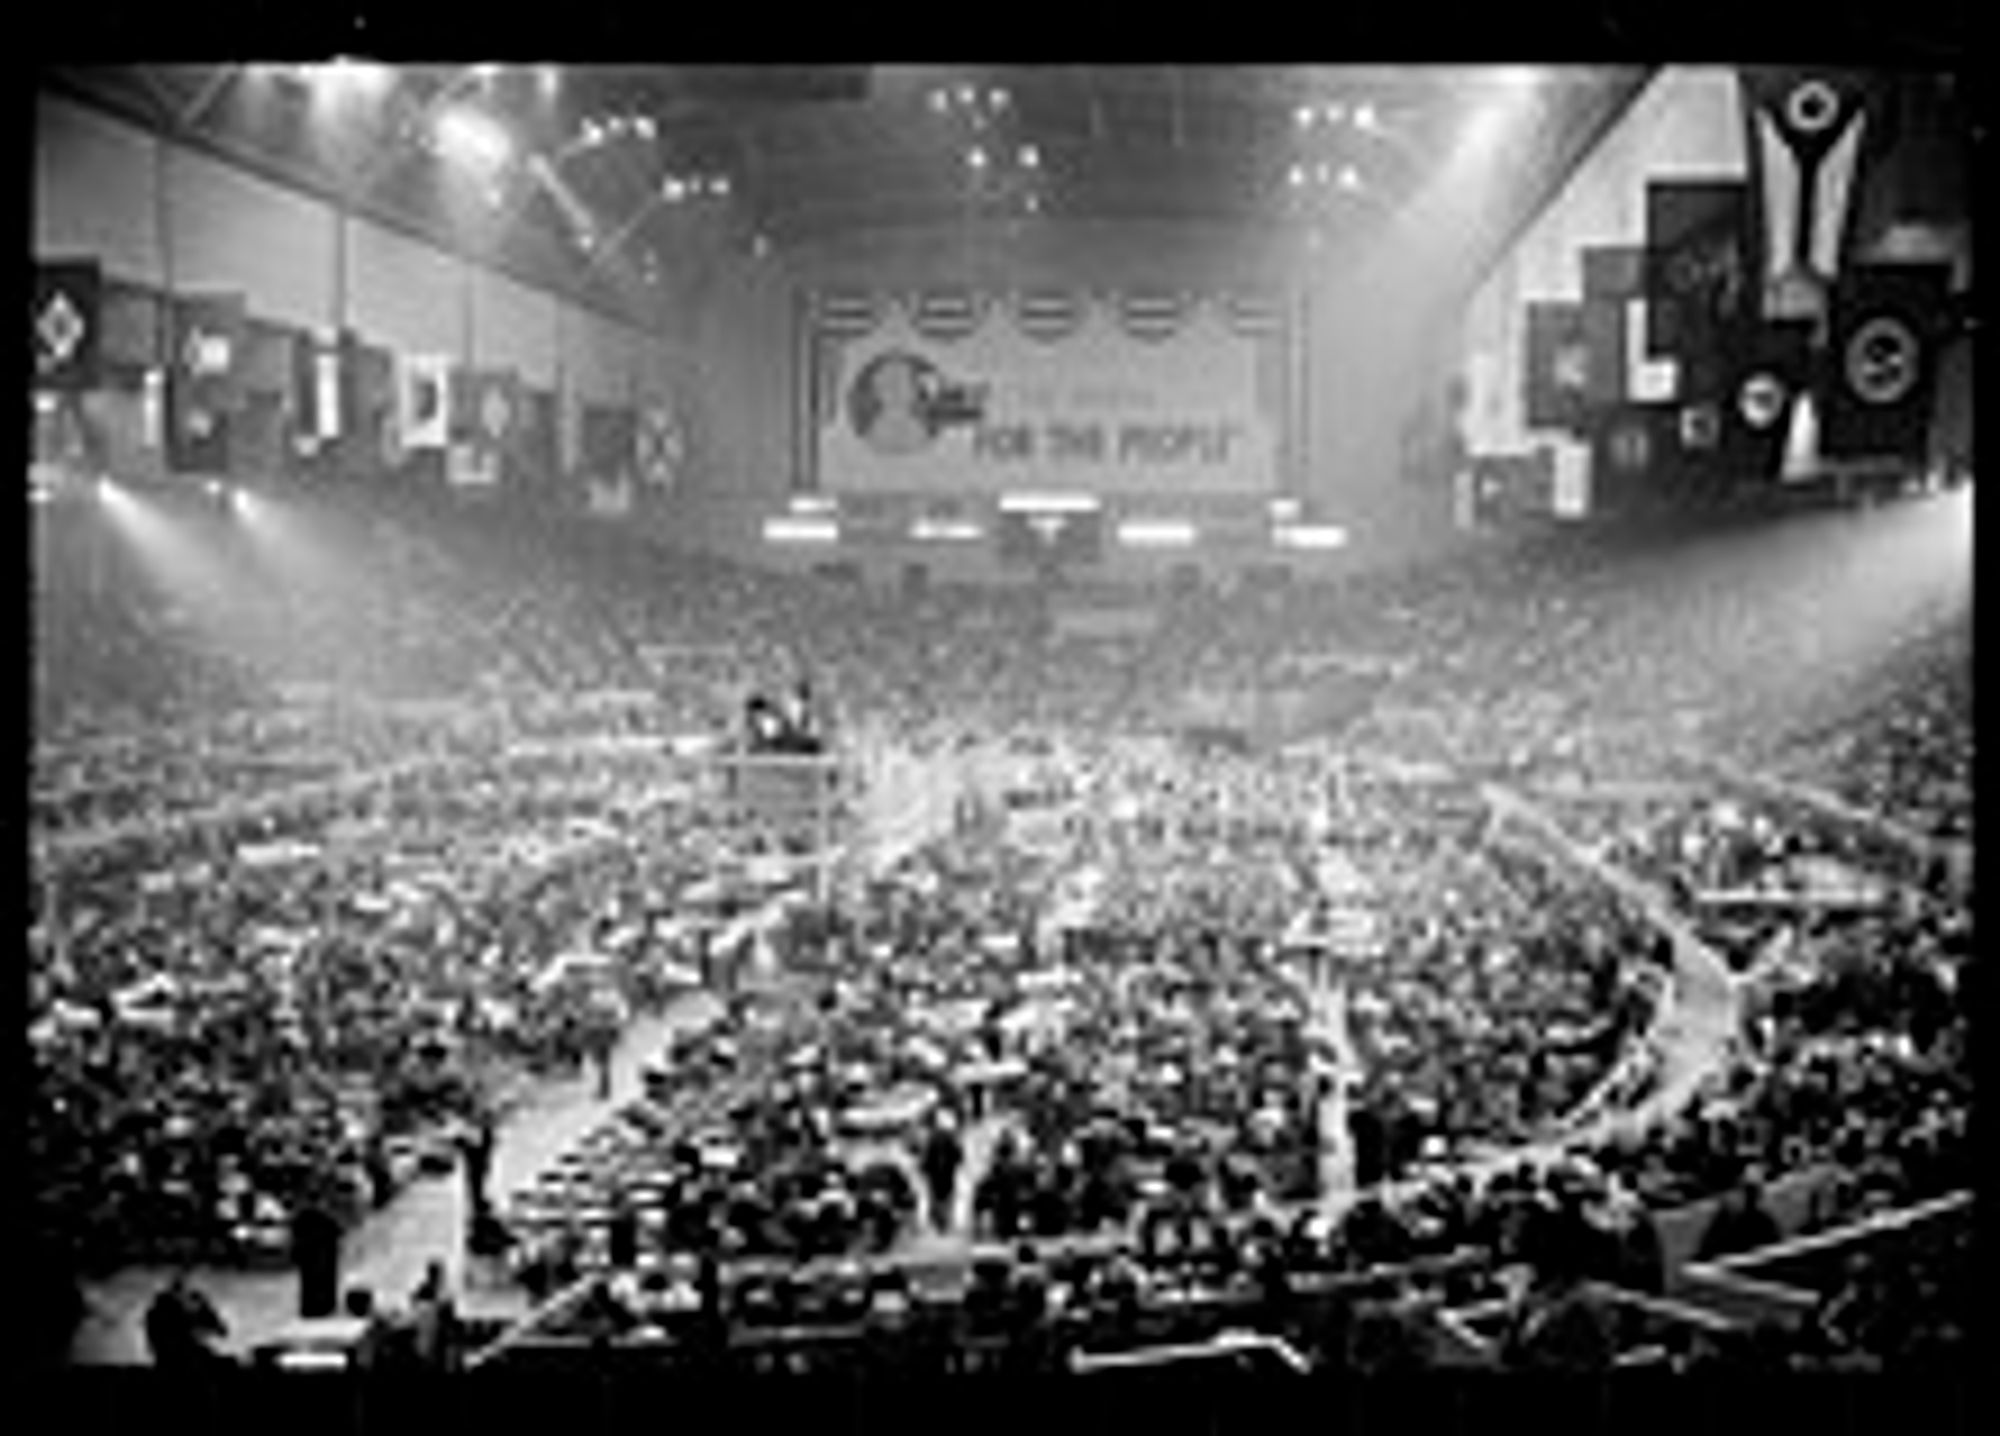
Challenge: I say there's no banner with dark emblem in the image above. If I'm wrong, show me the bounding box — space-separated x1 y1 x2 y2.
34 259 103 393
1817 263 1951 463
1644 180 1752 394
165 292 246 473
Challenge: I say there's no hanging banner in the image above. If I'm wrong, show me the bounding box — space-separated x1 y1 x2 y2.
805 285 1291 495
33 259 103 393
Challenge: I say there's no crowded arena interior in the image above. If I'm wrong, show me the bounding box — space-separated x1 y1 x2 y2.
30 59 1972 1376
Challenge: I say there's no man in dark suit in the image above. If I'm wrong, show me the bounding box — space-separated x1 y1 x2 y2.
145 1269 231 1368
921 1121 964 1235
460 1108 497 1219
292 1201 343 1319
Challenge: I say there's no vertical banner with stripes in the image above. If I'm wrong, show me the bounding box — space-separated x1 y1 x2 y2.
1737 68 1891 326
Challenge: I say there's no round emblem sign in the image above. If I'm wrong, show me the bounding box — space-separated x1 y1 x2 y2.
1846 317 1920 405
1738 373 1788 430
1679 403 1721 450
1785 78 1842 135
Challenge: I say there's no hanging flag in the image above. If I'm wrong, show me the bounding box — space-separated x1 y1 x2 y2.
98 278 163 381
1718 318 1817 480
1817 263 1952 464
636 397 687 490
581 401 637 484
448 367 518 488
395 353 452 451
291 331 344 454
583 401 634 516
1522 301 1591 433
165 291 246 473
1644 179 1752 393
1578 299 1627 409
1549 439 1592 519
241 318 297 400
1467 448 1559 528
33 259 103 393
515 386 558 494
1737 68 1892 325
1588 405 1674 500
347 337 394 479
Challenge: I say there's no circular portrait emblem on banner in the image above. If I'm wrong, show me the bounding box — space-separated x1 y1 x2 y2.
847 350 947 456
1738 373 1788 430
1846 316 1920 406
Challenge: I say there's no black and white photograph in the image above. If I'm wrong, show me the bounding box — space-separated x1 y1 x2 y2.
29 53 1972 1387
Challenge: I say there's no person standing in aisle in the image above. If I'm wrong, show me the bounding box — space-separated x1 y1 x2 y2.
292 1200 343 1320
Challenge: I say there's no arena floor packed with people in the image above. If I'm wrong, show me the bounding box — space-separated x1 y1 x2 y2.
31 57 1975 1384
30 474 1972 1375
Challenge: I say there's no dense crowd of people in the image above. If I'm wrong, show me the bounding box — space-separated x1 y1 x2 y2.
29 476 1971 1371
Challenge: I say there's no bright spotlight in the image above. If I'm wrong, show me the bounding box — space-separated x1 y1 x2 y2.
537 66 560 100
1295 104 1315 128
968 147 988 170
435 105 514 174
314 58 394 104
1337 165 1362 191
714 175 731 196
1019 144 1040 169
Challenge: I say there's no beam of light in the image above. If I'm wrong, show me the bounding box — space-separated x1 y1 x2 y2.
1577 486 1970 750
434 104 514 175
303 58 395 117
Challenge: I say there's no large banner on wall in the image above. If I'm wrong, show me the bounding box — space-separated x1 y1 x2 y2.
800 285 1292 495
